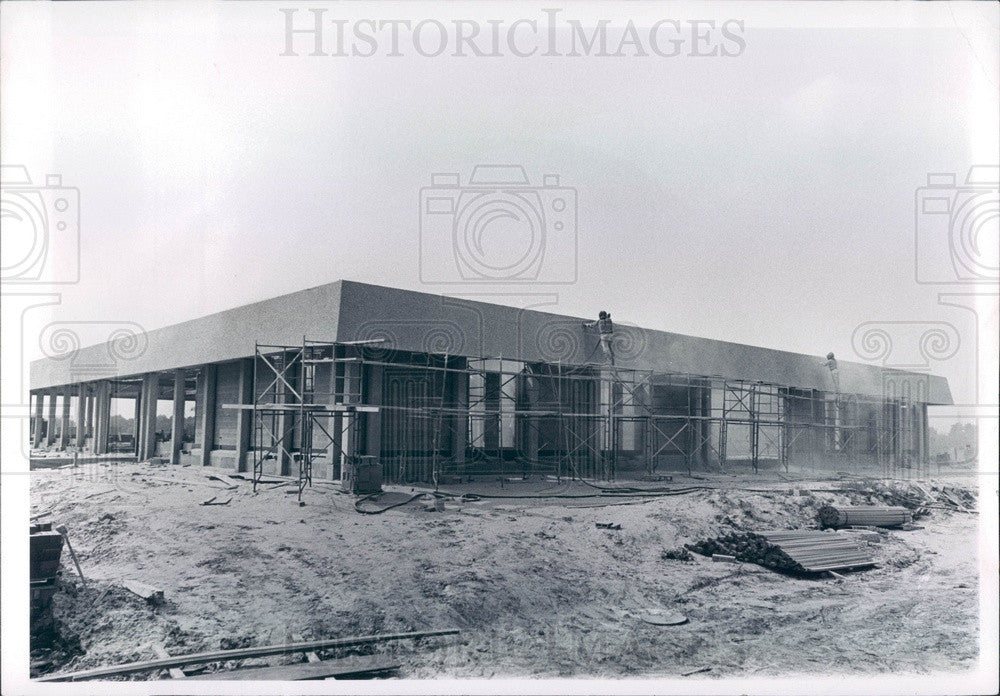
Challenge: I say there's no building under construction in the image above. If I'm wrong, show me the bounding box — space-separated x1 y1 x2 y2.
29 281 952 490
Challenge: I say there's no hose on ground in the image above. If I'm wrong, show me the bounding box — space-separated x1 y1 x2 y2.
354 492 429 515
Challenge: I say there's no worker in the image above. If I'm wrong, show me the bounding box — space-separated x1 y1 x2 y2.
821 351 840 392
583 311 615 365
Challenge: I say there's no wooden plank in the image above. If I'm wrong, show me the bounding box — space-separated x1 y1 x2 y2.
122 580 164 606
183 656 399 681
207 473 239 489
38 629 459 681
147 476 228 490
152 645 186 679
291 634 321 663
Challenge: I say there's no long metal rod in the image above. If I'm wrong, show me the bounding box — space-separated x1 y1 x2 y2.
38 629 461 682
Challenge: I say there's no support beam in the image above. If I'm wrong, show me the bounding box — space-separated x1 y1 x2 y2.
85 390 94 441
59 387 71 450
32 392 45 449
46 392 57 447
919 403 929 472
452 360 469 473
362 363 383 462
196 365 217 467
170 370 185 465
95 381 110 455
233 359 254 472
76 384 87 449
138 374 159 461
133 393 142 456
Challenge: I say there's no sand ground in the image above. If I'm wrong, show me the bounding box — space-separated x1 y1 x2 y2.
29 460 982 680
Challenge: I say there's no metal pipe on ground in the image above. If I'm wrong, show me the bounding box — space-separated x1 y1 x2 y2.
818 505 913 529
37 629 461 682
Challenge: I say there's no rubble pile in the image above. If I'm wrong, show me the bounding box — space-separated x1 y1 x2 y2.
838 479 977 517
686 531 803 573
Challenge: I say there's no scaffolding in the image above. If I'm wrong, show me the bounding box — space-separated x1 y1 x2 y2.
242 337 928 492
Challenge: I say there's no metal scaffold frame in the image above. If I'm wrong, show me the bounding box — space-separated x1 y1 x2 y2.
239 337 927 488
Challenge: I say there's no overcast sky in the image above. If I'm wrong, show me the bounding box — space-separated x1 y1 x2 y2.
2 2 997 414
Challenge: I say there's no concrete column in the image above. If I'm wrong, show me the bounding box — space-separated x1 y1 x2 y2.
75 384 87 449
197 365 217 466
133 393 142 456
32 392 45 449
46 392 57 447
93 384 104 454
234 359 254 472
85 391 94 439
94 381 111 455
170 370 186 465
362 363 382 460
919 404 929 470
700 386 712 466
58 387 71 450
138 374 158 461
452 360 469 472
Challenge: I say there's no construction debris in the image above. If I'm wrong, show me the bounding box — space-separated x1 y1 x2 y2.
201 497 232 506
151 644 187 678
660 547 694 562
54 524 86 586
186 655 400 681
207 473 239 489
687 530 874 574
818 505 912 529
835 479 977 514
595 522 622 530
639 609 689 626
122 580 165 606
30 523 64 635
38 628 460 681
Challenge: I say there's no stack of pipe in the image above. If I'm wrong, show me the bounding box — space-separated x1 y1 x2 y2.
818 505 912 529
756 530 875 572
686 530 874 574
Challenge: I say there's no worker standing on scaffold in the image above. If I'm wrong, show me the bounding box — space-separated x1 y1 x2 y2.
821 351 840 393
583 311 615 365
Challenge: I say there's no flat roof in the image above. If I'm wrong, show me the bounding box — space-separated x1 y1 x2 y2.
30 279 953 404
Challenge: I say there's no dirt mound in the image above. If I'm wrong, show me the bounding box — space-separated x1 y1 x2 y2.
30 576 201 679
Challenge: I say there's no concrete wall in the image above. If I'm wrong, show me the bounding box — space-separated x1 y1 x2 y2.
31 280 952 405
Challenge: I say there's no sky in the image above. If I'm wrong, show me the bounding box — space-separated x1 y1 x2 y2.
1 1 997 419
